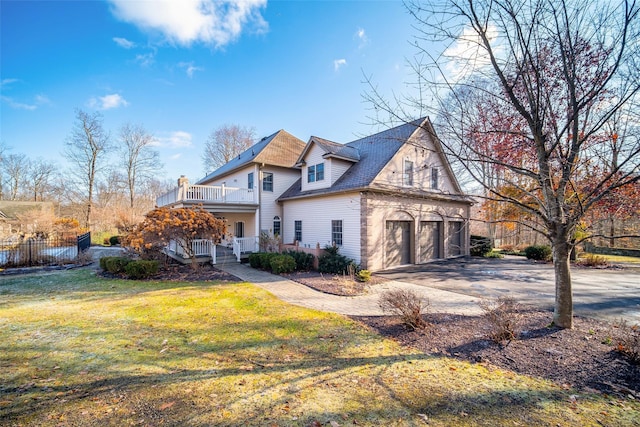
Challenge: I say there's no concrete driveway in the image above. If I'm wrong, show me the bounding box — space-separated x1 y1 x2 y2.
375 256 640 324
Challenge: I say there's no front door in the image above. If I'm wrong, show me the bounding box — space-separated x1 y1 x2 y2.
386 221 411 267
235 221 245 239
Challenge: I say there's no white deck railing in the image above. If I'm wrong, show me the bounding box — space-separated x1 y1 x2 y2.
168 239 212 258
157 184 257 207
232 236 260 261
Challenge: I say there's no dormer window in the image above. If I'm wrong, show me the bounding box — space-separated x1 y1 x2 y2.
307 162 325 183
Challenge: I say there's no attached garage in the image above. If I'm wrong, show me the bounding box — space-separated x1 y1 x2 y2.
448 221 464 256
385 221 413 267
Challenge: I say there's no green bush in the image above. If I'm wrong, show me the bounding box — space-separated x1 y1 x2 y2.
259 252 279 271
248 252 263 269
283 249 315 271
318 245 354 274
104 256 132 274
124 260 159 280
270 254 296 274
109 235 121 246
470 235 493 257
485 250 504 259
524 245 552 261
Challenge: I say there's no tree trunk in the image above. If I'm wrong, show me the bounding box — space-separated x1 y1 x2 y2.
552 239 573 329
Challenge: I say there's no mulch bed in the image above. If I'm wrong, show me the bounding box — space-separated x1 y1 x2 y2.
353 310 640 396
98 262 241 282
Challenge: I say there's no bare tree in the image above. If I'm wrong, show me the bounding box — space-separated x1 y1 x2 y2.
4 153 29 200
202 124 256 173
366 0 640 328
118 123 162 208
0 141 8 200
63 109 111 229
27 158 57 201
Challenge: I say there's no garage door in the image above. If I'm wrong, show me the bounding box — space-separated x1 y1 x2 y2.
420 221 441 260
448 221 463 256
386 221 411 267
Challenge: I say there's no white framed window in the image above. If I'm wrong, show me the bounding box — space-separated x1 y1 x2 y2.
331 220 343 246
273 216 281 237
307 162 325 183
431 167 439 190
294 220 302 242
263 172 273 191
248 172 254 189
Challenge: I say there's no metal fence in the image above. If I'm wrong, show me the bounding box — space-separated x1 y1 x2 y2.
0 233 90 268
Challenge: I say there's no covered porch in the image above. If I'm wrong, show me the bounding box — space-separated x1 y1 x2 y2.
165 236 260 265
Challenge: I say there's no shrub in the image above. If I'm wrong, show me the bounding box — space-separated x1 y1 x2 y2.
614 320 640 364
104 256 132 274
484 250 504 259
109 235 121 246
248 252 263 269
270 254 296 274
478 296 522 342
283 249 315 271
357 269 372 282
124 260 159 280
577 253 609 267
259 252 279 271
379 288 430 330
470 235 493 257
318 245 354 274
524 245 552 261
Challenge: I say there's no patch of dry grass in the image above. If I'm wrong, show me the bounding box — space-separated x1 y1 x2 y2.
1 269 639 426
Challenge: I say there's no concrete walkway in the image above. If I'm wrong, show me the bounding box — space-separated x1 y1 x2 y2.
216 263 483 316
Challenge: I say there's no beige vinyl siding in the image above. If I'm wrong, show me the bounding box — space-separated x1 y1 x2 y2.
372 135 457 194
199 164 259 190
301 144 331 192
260 166 301 236
281 193 362 263
330 158 352 185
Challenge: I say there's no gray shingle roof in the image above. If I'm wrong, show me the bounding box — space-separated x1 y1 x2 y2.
309 136 361 162
197 129 305 184
279 118 425 200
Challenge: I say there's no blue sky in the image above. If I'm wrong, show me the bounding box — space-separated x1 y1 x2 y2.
1 0 425 182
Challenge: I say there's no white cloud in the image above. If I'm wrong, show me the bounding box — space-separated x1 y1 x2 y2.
170 153 183 160
113 37 136 49
1 78 20 88
355 27 368 48
157 131 193 148
1 93 51 111
178 61 204 78
443 25 498 82
108 0 268 48
88 93 129 110
334 58 347 71
135 52 156 67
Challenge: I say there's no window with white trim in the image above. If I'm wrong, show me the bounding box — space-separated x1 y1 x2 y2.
263 172 273 192
331 220 343 246
273 216 281 237
248 172 254 190
307 162 325 183
294 220 302 242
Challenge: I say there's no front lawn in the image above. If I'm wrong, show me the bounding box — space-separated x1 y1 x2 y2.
1 269 638 426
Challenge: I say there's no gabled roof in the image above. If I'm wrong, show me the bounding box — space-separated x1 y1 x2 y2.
197 129 306 184
295 136 360 167
279 117 470 202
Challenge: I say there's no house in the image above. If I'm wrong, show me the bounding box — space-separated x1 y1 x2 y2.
156 118 473 270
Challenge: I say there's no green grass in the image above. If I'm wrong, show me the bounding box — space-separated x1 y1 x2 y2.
1 269 638 426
